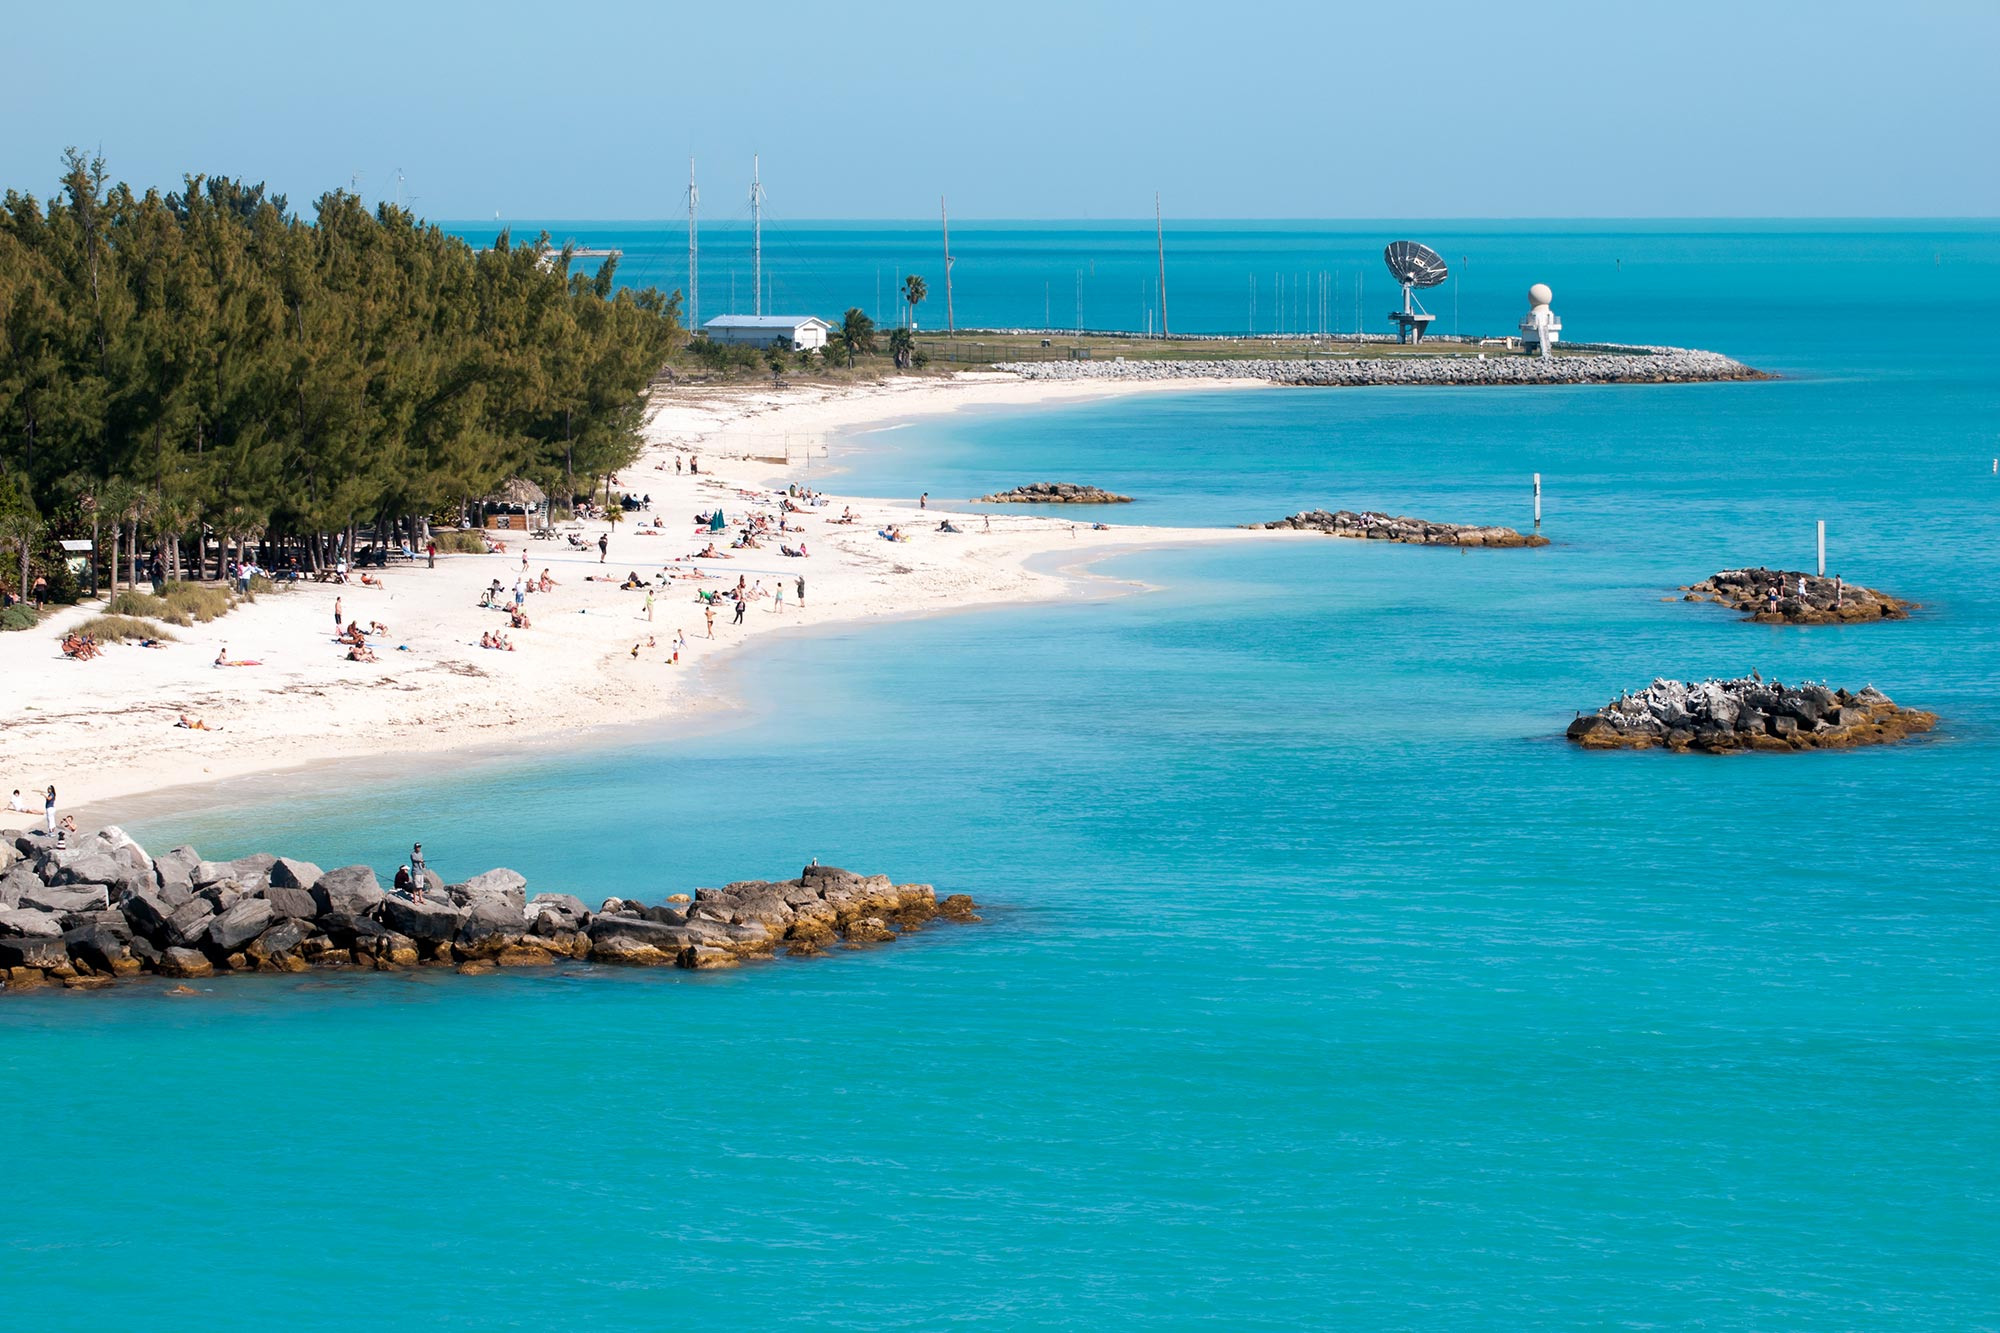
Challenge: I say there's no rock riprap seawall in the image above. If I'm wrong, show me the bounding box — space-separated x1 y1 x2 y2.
0 829 977 992
997 345 1760 387
1566 678 1936 752
1683 568 1915 624
1249 509 1548 548
977 482 1133 504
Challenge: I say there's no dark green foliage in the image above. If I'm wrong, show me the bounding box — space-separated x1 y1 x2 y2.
0 153 683 575
836 309 876 367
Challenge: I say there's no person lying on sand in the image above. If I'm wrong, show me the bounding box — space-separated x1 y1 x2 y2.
781 543 808 558
938 520 962 533
176 713 218 731
832 507 859 524
346 642 379 662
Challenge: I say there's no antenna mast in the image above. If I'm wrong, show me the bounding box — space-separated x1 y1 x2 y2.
687 157 699 331
750 155 763 317
941 196 955 333
1155 192 1170 339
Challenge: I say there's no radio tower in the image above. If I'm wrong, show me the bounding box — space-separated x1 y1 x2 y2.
686 157 699 331
941 196 956 333
750 155 764 316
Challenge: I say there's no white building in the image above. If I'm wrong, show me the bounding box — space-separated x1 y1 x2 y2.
701 314 831 351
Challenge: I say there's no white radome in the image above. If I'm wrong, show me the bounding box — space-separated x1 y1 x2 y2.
1528 283 1553 307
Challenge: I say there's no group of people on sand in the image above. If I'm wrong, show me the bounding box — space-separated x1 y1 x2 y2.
60 631 103 660
479 629 517 651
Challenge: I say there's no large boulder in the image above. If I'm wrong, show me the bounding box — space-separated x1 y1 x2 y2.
21 885 109 914
206 897 277 951
0 935 69 970
0 863 39 908
50 852 152 900
119 891 178 944
66 925 140 976
260 886 318 920
194 853 277 890
165 898 217 947
457 868 527 903
154 846 201 894
588 934 676 966
157 947 214 979
311 866 385 918
266 858 325 892
0 907 65 938
376 895 467 943
586 914 692 950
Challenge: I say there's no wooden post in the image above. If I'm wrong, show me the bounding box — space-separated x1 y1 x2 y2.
1816 520 1826 577
1533 473 1542 530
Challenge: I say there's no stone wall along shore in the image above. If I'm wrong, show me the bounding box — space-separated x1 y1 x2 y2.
1566 678 1936 753
1683 568 1915 624
0 829 977 992
996 344 1760 387
1249 509 1548 548
977 482 1133 504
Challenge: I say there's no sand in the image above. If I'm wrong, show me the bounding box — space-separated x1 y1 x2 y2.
0 371 1283 823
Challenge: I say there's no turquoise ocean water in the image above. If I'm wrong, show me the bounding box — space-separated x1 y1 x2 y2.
5 225 1998 1329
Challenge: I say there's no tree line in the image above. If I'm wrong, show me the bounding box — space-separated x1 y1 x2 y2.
0 151 684 598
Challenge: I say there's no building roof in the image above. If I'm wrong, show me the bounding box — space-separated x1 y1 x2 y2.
702 314 831 331
481 477 547 506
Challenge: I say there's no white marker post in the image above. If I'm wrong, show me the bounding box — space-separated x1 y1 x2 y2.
1533 473 1542 531
1816 520 1826 577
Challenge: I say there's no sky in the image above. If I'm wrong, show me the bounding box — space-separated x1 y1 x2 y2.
4 0 1996 221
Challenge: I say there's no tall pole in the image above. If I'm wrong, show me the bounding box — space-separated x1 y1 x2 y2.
687 157 699 332
1155 192 1170 339
941 196 955 333
750 154 763 317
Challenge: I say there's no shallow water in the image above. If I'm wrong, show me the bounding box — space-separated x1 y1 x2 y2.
6 225 1999 1329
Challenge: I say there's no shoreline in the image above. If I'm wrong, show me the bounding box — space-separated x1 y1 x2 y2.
6 372 1282 828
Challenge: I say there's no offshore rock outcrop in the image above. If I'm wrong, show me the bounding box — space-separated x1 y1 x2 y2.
997 345 1761 386
977 482 1132 504
1565 678 1936 753
1248 509 1548 548
1683 568 1915 624
0 829 977 992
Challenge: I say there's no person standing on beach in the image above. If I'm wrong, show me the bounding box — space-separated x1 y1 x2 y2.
732 595 746 626
920 492 928 510
644 590 655 622
44 785 56 833
333 596 343 631
773 580 784 612
598 533 609 564
675 456 683 475
426 540 436 569
704 603 716 638
796 574 805 608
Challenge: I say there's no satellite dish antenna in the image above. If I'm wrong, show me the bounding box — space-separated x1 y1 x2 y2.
1383 241 1449 343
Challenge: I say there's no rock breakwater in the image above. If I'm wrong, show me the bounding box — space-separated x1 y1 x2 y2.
977 482 1133 504
1683 568 1914 624
1566 678 1936 752
997 345 1761 387
0 829 977 992
1249 509 1548 548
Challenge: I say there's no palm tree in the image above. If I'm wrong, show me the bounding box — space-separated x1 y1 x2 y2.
887 327 915 370
901 275 927 330
837 309 877 368
0 476 42 603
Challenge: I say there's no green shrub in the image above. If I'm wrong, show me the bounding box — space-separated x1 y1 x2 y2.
108 589 182 621
161 580 234 622
74 614 177 643
1 602 38 632
431 530 491 554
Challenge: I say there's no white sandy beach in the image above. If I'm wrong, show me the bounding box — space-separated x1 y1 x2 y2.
0 371 1281 821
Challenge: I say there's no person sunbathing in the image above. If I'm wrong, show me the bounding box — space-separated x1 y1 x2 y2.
509 607 531 629
359 573 384 587
781 543 808 558
347 642 378 662
176 713 217 731
538 569 557 590
938 520 962 533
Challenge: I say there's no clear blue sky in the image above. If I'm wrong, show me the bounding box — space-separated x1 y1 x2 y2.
6 0 1995 220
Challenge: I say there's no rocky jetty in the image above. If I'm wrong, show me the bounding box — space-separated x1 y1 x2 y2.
977 482 1133 504
1566 678 1936 753
1248 509 1548 548
997 345 1761 387
0 829 977 992
1682 568 1914 624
